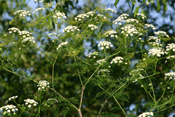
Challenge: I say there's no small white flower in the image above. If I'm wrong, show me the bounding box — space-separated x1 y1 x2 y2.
165 72 175 80
88 24 98 30
8 27 20 33
155 31 169 37
56 41 68 50
148 47 164 57
145 24 156 30
104 30 118 38
53 11 67 20
110 57 123 64
113 13 129 25
138 112 153 117
125 18 139 23
75 11 95 21
98 41 113 50
0 105 18 115
24 99 38 107
104 8 117 13
37 80 50 91
121 24 139 36
136 13 146 20
33 8 45 13
7 96 18 102
166 43 175 52
14 10 31 18
96 59 106 65
87 51 98 58
63 26 80 33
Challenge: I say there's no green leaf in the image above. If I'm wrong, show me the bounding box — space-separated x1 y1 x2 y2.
157 0 160 12
114 0 119 7
134 7 139 17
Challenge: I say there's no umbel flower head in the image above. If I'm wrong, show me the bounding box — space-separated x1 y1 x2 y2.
37 80 50 91
24 99 38 108
138 112 153 117
98 41 113 50
7 96 18 102
0 105 18 115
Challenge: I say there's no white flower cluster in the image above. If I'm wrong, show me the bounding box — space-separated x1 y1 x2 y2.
148 36 161 46
88 24 98 30
14 10 31 17
155 31 169 37
98 41 113 50
136 13 146 19
63 26 80 33
37 80 50 91
95 14 107 20
74 11 95 21
145 24 156 30
47 98 58 103
8 27 20 33
34 0 44 3
8 28 35 43
53 12 67 19
113 13 129 25
33 8 45 13
104 30 118 38
121 24 140 36
167 55 175 59
104 8 117 13
148 47 164 57
125 18 139 23
96 59 106 65
138 112 153 117
110 56 123 64
98 69 110 74
7 96 18 102
87 51 98 58
24 99 38 108
165 72 175 80
0 105 18 115
19 31 35 43
166 43 175 52
56 41 68 50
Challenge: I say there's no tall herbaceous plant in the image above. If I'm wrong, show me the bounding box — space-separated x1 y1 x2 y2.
0 0 175 117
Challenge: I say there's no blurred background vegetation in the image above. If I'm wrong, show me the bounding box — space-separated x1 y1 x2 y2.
0 0 175 116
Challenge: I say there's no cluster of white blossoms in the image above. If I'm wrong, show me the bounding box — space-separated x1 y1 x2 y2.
53 11 67 20
104 8 117 13
113 13 129 25
125 18 139 23
8 27 20 33
74 11 95 21
34 0 44 3
166 55 175 59
121 24 140 36
145 24 156 30
87 51 98 58
8 28 35 43
63 26 80 33
104 30 118 38
148 36 161 46
7 96 18 102
166 43 175 52
14 10 31 17
95 14 108 20
33 8 45 13
110 56 123 64
155 31 169 37
0 105 18 115
56 41 68 50
138 112 153 117
88 24 98 30
98 69 110 74
96 59 106 65
148 47 164 57
24 99 38 108
136 13 147 20
37 80 50 91
165 72 175 80
98 41 113 50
